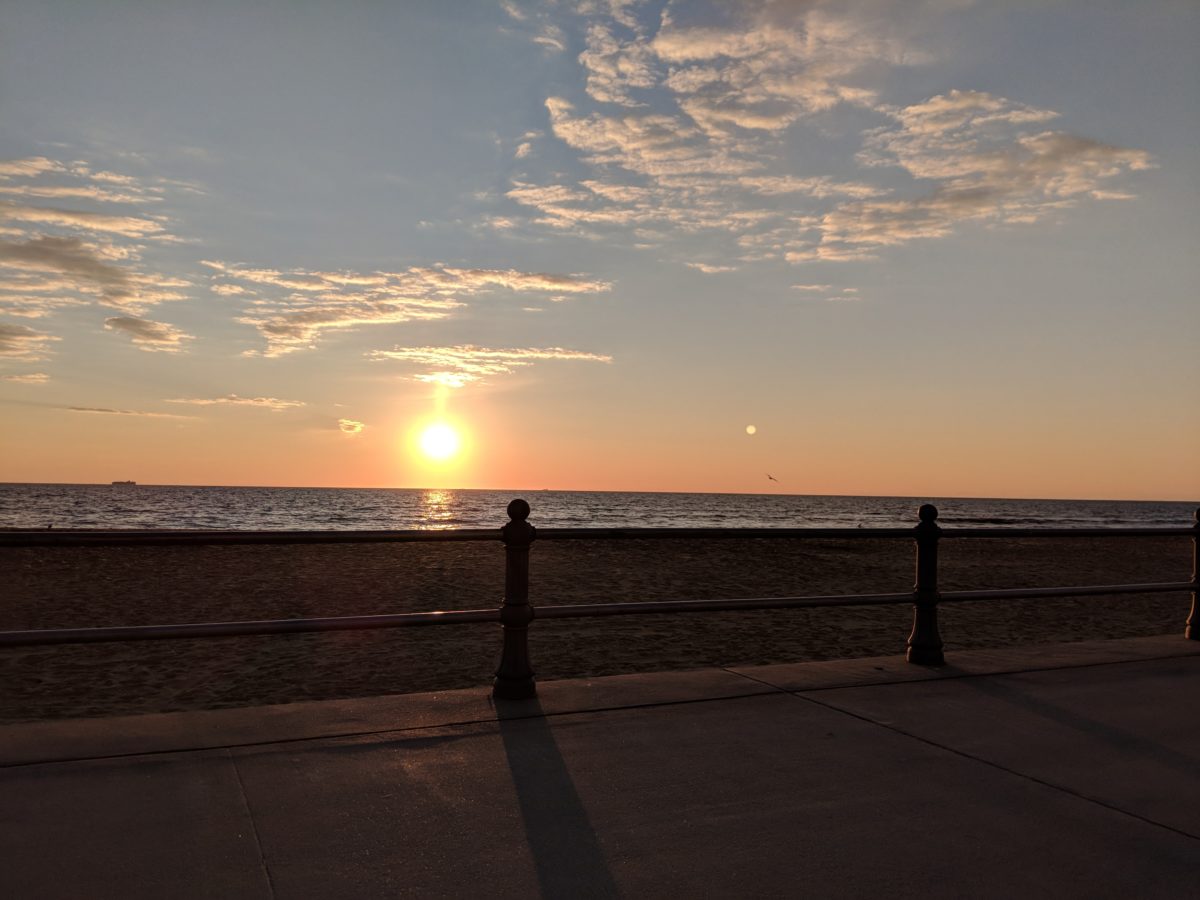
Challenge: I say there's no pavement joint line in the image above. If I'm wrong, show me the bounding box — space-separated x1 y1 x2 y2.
228 749 277 899
718 665 789 692
790 689 1200 845
0 687 787 770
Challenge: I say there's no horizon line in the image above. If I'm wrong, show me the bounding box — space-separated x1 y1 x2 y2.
1 482 1195 506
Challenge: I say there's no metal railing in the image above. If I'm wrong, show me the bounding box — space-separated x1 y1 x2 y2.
1 501 1196 700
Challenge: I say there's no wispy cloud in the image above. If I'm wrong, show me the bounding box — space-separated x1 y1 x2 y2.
0 158 64 179
786 91 1156 259
0 184 153 204
0 236 134 304
686 262 737 274
738 176 887 199
0 281 89 318
533 24 567 53
500 1 526 23
0 371 49 384
166 393 305 411
104 315 193 352
0 201 166 239
205 260 611 357
66 405 191 419
0 323 60 360
825 288 862 302
501 0 567 52
369 344 613 388
338 418 365 435
580 22 658 106
652 8 906 133
793 284 862 301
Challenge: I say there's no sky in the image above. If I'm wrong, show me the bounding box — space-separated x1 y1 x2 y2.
0 0 1196 499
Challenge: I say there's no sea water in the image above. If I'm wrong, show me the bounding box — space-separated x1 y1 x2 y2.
0 483 1193 531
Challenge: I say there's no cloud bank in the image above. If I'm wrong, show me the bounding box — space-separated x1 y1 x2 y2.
0 158 193 358
499 1 1151 267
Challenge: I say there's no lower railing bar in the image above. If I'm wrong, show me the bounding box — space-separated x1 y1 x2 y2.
0 591 918 649
938 581 1195 603
0 608 500 648
535 592 915 618
3 581 1193 650
534 581 1196 620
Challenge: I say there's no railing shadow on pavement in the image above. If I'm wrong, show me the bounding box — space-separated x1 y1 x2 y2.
496 697 620 898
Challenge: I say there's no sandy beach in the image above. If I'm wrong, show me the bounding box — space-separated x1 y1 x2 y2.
1 534 1192 722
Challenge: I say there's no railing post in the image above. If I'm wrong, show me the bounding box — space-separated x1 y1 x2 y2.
907 503 945 665
1187 507 1199 641
493 498 537 699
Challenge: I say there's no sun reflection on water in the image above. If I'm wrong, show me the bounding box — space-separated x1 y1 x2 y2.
420 489 458 529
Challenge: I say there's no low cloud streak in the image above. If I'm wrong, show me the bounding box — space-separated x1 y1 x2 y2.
206 261 610 356
66 406 191 419
0 322 60 360
104 316 192 352
166 393 305 411
370 344 613 387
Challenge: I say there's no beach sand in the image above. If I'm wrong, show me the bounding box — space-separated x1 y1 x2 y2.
1 535 1193 722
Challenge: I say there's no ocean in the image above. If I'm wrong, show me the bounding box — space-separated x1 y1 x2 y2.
0 483 1193 531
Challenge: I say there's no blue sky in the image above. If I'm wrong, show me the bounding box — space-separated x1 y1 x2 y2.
1 0 1196 498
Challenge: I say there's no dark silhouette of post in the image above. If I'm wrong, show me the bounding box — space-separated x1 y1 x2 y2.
907 503 945 665
1187 507 1199 640
494 498 537 699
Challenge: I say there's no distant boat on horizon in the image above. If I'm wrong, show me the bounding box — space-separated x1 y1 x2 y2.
111 480 136 486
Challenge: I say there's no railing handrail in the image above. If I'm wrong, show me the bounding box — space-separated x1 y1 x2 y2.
0 524 1193 548
3 500 1197 700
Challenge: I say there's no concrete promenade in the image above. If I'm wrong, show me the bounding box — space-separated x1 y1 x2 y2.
3 634 1198 899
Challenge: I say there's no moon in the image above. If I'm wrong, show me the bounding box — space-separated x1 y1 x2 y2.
745 425 757 435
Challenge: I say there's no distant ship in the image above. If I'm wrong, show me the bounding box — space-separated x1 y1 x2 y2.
111 480 136 485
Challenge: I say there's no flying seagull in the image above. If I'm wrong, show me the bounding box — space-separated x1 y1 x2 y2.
766 473 778 482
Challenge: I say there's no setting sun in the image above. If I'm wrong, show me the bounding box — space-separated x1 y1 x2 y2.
418 422 461 461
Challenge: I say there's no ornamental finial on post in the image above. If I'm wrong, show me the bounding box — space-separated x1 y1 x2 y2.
503 498 533 540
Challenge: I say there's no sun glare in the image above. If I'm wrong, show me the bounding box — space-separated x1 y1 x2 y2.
418 422 461 461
